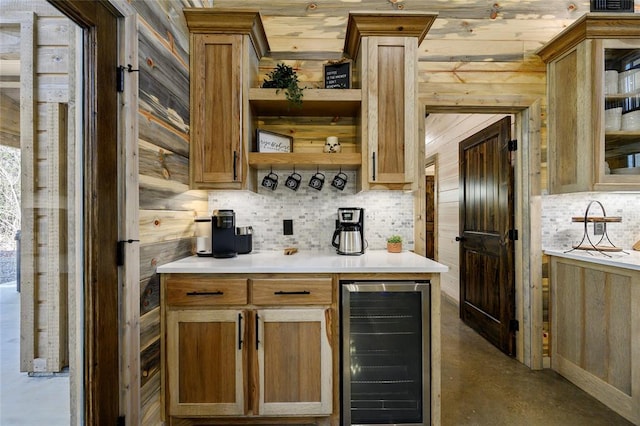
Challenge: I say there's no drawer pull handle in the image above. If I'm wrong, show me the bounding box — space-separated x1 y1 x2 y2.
274 290 310 295
186 291 224 296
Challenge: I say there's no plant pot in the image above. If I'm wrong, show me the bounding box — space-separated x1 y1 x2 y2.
387 242 402 253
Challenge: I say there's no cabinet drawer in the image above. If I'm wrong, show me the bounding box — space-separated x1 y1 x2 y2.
251 278 332 305
166 277 247 306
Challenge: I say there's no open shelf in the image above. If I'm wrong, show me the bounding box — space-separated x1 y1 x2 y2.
248 152 361 170
249 88 361 117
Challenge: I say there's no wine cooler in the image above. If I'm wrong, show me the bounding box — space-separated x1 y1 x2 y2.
341 281 430 425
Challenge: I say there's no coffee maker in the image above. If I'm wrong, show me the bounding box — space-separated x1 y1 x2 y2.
332 207 365 255
212 209 237 258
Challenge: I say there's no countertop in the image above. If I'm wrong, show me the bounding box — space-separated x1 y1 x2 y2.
544 248 640 271
156 250 449 274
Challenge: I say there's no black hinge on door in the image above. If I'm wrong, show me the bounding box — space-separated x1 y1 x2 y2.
117 415 125 426
117 239 140 266
116 64 139 92
509 319 519 332
508 229 518 241
508 139 517 151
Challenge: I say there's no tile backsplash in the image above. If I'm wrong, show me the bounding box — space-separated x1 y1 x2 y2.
542 192 640 251
209 169 415 252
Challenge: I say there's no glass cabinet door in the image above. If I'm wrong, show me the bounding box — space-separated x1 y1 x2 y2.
603 44 640 177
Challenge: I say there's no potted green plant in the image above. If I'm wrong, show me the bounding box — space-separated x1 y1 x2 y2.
386 235 402 253
262 63 304 108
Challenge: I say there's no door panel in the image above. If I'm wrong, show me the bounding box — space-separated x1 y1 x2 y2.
49 1 120 423
459 117 515 356
167 310 245 416
257 309 332 416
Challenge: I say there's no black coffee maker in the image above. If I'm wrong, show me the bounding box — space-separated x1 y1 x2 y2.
212 209 237 258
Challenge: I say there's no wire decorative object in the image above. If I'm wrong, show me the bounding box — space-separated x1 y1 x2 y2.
565 200 627 257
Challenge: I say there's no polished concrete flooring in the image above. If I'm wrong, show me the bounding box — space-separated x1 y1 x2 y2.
440 298 632 425
0 280 633 425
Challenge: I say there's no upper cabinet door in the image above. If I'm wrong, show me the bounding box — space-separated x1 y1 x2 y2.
365 37 418 186
190 34 243 188
538 14 640 193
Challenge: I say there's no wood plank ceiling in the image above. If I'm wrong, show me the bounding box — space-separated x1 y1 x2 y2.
184 0 595 61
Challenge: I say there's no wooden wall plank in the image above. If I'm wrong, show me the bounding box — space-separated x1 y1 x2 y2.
45 102 68 371
0 89 20 148
141 338 161 388
139 139 189 185
139 209 195 244
138 109 189 158
140 307 160 351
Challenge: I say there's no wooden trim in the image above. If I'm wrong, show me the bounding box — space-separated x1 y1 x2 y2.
183 8 270 58
343 11 438 58
50 1 122 424
537 13 640 63
424 97 543 369
109 0 140 424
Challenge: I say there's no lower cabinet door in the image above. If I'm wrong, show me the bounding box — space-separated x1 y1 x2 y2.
166 309 245 416
256 308 332 416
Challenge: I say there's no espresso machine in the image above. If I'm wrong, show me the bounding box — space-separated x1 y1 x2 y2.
212 209 237 258
332 207 365 255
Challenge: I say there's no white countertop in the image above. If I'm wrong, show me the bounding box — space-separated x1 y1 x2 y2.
544 248 640 271
157 250 449 274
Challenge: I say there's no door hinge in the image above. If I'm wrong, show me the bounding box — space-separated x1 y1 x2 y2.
116 64 139 92
508 139 517 151
117 415 125 426
509 319 519 332
117 239 140 266
508 229 518 241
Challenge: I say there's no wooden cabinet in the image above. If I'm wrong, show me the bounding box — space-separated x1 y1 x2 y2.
537 14 640 193
345 12 437 190
162 274 334 422
166 309 245 416
549 255 640 424
256 308 332 416
184 9 269 190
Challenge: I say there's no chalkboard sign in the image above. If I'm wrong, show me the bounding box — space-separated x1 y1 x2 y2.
323 61 351 89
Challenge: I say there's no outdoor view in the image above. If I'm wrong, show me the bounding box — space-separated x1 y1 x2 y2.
0 145 20 285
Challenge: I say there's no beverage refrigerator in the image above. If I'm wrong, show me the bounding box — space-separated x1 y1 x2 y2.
341 281 431 425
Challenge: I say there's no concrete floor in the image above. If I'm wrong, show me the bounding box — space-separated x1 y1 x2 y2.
440 298 632 425
0 280 632 425
0 282 69 425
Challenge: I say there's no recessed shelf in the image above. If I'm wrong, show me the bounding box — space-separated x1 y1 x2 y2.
248 152 361 170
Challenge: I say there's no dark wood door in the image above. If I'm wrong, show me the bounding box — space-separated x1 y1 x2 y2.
425 175 435 259
458 117 516 356
50 1 120 423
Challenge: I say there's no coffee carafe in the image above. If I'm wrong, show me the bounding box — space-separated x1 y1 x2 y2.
212 209 237 258
332 207 365 255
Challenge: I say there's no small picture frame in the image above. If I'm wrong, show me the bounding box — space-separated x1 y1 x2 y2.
323 60 352 89
256 129 293 153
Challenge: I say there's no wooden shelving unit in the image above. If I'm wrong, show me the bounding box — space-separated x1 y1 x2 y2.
248 152 361 170
249 88 361 117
